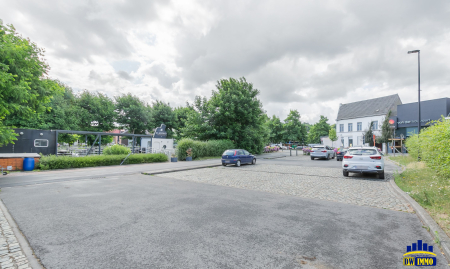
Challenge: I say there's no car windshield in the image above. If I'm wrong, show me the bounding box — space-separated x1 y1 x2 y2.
223 150 235 156
313 146 324 149
348 149 377 155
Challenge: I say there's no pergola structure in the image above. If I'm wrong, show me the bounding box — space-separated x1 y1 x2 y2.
55 130 153 156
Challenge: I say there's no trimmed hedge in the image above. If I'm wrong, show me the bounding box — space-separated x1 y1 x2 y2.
103 144 131 155
38 153 168 170
176 139 235 160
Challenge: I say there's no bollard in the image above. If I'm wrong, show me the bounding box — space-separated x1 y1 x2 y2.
290 149 292 156
296 149 298 156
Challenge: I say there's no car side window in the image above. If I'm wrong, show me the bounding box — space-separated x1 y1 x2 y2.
238 150 244 155
244 150 250 155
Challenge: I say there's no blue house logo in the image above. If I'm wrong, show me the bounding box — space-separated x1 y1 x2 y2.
403 240 436 266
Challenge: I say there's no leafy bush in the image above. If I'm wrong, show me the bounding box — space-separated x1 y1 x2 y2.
38 153 167 170
405 117 450 177
176 138 235 160
103 144 131 155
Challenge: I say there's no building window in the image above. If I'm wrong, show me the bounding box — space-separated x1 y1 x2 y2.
34 139 49 147
349 138 353 147
339 124 344 132
371 121 378 130
348 123 353 132
357 122 362 131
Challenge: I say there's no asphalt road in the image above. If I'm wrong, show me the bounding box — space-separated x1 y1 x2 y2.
0 159 220 188
2 173 446 268
0 154 444 268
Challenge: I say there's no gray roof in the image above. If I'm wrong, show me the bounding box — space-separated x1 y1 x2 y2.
336 94 402 121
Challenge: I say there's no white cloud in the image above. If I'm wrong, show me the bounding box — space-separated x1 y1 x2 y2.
1 0 450 124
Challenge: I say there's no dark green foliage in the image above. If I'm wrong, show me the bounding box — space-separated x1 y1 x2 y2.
181 78 268 154
363 122 374 146
176 138 235 160
307 116 331 144
115 93 151 134
266 115 284 143
38 153 167 170
0 23 64 146
77 90 116 132
283 110 307 144
380 110 393 146
150 100 177 138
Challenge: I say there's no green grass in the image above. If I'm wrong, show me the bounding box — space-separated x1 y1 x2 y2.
388 155 416 166
392 156 450 237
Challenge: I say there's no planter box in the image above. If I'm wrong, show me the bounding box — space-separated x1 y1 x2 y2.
185 156 192 161
171 157 178 162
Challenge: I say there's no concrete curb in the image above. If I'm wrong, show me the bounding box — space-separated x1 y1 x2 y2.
142 163 222 176
386 158 450 262
0 198 43 269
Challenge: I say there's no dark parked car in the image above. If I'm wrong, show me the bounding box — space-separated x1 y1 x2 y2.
336 149 348 161
222 149 256 167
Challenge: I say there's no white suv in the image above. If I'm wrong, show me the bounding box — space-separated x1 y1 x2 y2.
310 145 335 160
342 147 385 179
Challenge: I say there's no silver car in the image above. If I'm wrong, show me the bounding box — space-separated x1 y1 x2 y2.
310 145 335 160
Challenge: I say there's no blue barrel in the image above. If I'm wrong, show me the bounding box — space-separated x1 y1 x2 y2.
23 158 35 171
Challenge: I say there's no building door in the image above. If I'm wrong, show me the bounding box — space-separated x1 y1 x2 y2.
348 138 353 147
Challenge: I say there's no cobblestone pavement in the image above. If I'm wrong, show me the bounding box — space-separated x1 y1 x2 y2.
159 164 413 212
0 208 31 269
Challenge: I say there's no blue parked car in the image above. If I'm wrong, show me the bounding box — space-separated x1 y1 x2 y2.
222 149 256 167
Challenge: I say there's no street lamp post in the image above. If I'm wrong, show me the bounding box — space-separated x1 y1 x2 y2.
408 50 421 161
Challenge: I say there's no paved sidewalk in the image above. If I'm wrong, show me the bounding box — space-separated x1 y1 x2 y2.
158 164 413 212
0 207 31 269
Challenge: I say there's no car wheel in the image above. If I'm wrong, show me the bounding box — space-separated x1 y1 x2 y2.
336 158 339 161
327 154 331 160
378 172 385 179
252 158 256 165
332 154 335 159
343 171 349 177
222 163 227 166
311 157 314 160
236 160 241 167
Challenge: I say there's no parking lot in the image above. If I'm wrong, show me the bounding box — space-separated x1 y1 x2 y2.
0 154 446 268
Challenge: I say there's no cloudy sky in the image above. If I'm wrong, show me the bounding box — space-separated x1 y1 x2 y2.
1 0 450 124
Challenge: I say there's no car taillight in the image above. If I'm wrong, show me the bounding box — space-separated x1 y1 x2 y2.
310 150 314 152
370 156 382 159
321 150 327 152
344 156 353 159
337 152 341 154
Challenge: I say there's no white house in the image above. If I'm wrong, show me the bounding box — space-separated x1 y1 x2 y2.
335 94 402 149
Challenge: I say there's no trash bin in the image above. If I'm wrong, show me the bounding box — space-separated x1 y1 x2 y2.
23 157 35 171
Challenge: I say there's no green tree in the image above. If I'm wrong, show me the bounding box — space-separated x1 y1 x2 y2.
149 100 177 138
307 116 331 144
363 122 375 146
115 93 150 134
181 78 268 153
283 110 306 144
0 23 63 146
77 90 116 132
173 104 195 138
266 115 285 144
380 110 393 154
329 124 338 147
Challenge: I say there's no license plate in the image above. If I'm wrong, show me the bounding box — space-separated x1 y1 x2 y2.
225 161 230 163
354 166 368 169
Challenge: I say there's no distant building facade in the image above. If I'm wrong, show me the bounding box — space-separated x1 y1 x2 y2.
335 94 402 148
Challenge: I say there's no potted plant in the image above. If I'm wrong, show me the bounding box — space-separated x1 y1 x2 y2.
185 148 192 161
171 153 178 162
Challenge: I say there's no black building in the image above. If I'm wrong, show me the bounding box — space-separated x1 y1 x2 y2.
391 97 450 138
0 129 57 155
